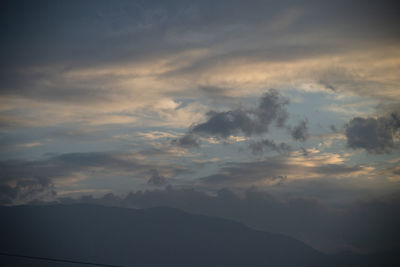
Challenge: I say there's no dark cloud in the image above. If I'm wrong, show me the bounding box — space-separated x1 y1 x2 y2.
190 89 289 139
345 112 400 153
59 186 400 253
171 90 291 148
249 139 291 155
255 90 290 128
174 91 313 151
147 169 167 186
191 109 254 138
291 119 309 142
171 133 200 148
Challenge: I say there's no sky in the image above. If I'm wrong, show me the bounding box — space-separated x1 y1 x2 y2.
1 0 400 252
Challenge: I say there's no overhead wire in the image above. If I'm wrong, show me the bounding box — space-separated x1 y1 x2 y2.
0 252 122 266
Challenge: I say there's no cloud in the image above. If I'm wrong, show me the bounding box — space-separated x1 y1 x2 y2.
249 139 291 155
345 111 400 153
172 90 290 148
191 89 289 138
170 90 291 148
291 119 309 142
171 134 200 148
171 92 312 153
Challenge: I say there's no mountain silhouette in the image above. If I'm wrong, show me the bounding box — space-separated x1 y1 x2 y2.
0 204 397 266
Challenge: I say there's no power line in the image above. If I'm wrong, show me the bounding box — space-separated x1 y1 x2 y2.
0 252 122 267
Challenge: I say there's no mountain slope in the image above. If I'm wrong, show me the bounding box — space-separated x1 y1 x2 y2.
0 204 396 266
0 204 321 266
